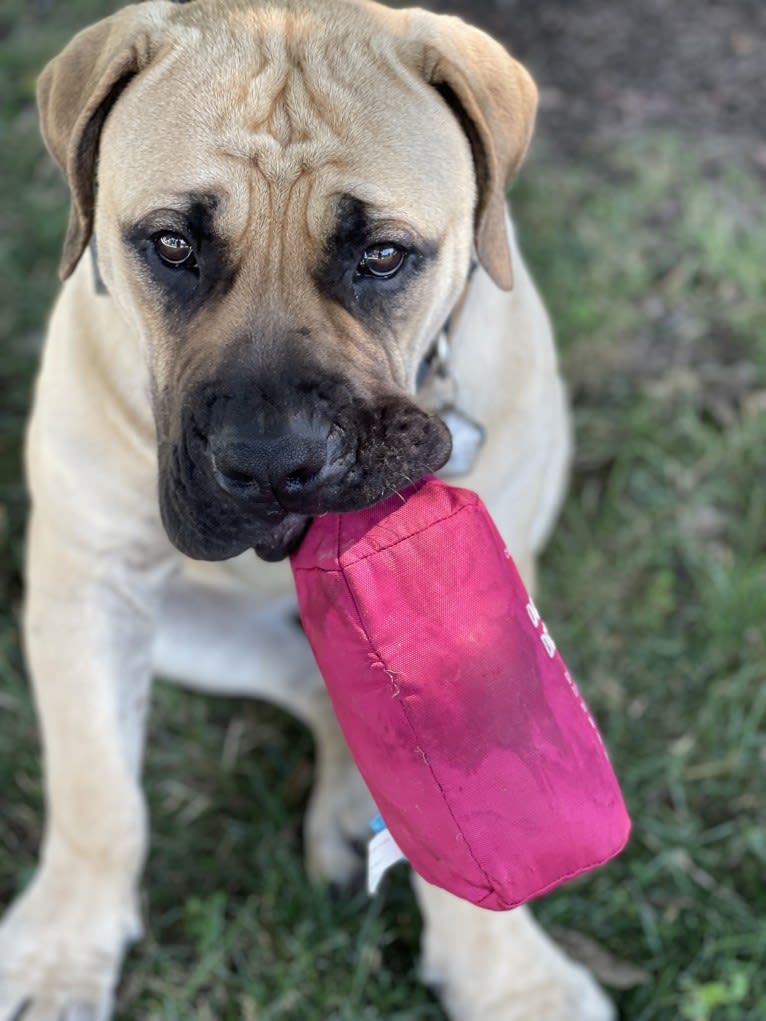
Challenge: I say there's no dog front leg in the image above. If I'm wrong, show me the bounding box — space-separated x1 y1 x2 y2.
154 576 375 887
0 510 172 1021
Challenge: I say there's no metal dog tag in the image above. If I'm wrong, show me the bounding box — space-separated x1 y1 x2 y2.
439 405 486 477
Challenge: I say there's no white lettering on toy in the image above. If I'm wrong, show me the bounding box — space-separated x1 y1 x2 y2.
526 600 557 658
525 601 606 747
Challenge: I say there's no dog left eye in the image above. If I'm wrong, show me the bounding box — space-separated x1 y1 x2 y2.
357 244 407 279
154 232 197 269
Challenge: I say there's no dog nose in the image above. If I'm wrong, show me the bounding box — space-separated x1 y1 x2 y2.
213 433 330 503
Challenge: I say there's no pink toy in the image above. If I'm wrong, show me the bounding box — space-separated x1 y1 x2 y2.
291 476 630 910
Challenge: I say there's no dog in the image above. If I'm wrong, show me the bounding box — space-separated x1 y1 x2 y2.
0 1 615 1018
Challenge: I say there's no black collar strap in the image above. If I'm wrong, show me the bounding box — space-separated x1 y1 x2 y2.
89 238 109 296
416 257 478 395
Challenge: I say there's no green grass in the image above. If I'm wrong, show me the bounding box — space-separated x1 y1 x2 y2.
512 137 766 1021
1 4 765 1020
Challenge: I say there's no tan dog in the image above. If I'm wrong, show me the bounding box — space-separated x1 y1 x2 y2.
0 1 613 1018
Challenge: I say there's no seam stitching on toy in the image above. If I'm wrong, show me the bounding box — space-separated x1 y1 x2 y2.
291 507 477 577
481 823 633 910
337 542 501 898
337 500 478 568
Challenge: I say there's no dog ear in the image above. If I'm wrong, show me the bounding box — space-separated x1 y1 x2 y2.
37 5 170 281
402 12 538 291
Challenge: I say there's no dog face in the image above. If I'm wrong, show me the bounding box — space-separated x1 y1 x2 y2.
37 0 537 561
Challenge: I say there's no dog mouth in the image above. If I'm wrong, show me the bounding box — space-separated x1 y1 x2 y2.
156 387 452 563
159 473 430 563
158 456 443 562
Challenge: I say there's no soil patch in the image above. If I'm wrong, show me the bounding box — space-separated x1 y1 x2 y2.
424 0 765 163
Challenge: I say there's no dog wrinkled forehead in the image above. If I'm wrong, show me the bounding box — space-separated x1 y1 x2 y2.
169 10 391 184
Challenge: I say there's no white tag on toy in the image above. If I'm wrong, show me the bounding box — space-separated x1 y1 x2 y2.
367 814 406 895
440 405 486 476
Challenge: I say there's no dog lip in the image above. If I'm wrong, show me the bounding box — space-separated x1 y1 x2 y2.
252 513 311 561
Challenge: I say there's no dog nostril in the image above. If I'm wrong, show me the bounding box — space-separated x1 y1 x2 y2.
221 465 257 486
283 474 307 494
272 455 325 498
213 452 260 489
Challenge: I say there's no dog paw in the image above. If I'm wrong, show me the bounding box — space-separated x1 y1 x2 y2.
0 871 140 1021
304 751 375 888
415 889 615 1021
425 958 615 1021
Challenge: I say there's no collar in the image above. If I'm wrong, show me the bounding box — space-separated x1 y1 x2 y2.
416 257 478 397
416 258 486 477
89 238 109 296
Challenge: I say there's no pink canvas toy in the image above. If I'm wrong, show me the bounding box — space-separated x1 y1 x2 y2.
291 476 630 910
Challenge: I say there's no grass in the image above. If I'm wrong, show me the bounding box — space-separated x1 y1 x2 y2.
513 137 766 1021
1 4 764 1020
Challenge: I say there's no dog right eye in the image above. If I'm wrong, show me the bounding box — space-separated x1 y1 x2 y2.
154 232 196 268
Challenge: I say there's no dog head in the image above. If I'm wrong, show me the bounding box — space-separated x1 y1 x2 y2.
37 0 537 561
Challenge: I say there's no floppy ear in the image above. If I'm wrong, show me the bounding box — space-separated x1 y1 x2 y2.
37 4 171 281
401 11 538 291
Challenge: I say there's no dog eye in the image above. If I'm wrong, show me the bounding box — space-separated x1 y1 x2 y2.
357 243 406 279
154 232 196 268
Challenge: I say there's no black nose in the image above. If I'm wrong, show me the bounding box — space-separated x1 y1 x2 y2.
212 428 332 504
